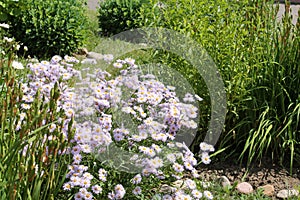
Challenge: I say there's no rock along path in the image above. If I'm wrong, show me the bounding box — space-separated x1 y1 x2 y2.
87 0 100 10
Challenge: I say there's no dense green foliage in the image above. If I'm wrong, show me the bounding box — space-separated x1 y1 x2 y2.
0 0 26 22
137 0 300 170
6 0 87 58
98 0 147 36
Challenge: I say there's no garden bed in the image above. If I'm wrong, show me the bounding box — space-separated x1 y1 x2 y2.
197 159 300 194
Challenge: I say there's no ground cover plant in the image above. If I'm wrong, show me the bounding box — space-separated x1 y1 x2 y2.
60 55 215 199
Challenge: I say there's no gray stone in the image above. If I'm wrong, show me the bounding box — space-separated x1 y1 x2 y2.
218 176 231 188
81 58 97 64
258 184 275 197
87 52 103 60
277 189 299 199
159 184 176 193
276 4 300 25
172 180 188 190
236 182 254 194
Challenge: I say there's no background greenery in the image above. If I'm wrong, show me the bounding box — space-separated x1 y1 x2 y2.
2 0 88 59
133 0 300 173
97 0 149 36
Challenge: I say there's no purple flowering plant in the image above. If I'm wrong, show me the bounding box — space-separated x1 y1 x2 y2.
13 55 80 199
1 22 215 198
62 54 215 200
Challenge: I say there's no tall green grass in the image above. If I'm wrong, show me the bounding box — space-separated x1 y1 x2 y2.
137 0 300 171
238 1 300 173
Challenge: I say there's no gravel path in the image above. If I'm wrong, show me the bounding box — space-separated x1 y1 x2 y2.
87 0 99 10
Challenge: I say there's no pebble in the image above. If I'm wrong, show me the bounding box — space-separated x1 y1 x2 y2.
172 180 188 190
236 182 254 194
159 184 176 193
81 58 97 64
276 189 299 199
218 176 231 187
258 184 275 196
87 52 104 60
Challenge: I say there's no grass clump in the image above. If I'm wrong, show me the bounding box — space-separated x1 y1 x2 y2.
0 24 79 199
136 0 300 171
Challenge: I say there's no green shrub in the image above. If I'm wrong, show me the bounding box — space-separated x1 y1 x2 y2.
98 0 147 36
8 0 87 58
137 0 300 170
0 0 26 22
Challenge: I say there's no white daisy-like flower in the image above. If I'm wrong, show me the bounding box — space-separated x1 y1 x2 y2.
192 189 203 199
4 37 13 43
113 62 123 68
21 104 31 110
12 61 24 69
0 23 9 29
200 142 215 152
204 190 213 199
201 152 211 164
195 94 203 101
92 185 102 194
132 186 142 195
124 57 135 65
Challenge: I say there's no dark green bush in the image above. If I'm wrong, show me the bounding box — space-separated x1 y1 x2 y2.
0 0 26 22
8 0 87 58
98 0 147 36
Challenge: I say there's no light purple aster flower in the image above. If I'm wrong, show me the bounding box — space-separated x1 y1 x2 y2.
131 174 142 184
201 152 211 164
92 185 102 194
108 192 115 200
73 154 82 164
173 162 184 173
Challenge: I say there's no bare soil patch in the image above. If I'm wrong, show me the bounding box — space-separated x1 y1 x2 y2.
197 158 300 194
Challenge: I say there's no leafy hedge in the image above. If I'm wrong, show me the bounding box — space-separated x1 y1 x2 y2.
98 0 148 36
7 0 87 58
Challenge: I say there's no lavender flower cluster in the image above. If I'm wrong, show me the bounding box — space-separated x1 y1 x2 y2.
62 55 215 200
17 55 80 159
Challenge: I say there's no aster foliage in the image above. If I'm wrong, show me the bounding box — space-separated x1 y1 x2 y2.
62 55 215 200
